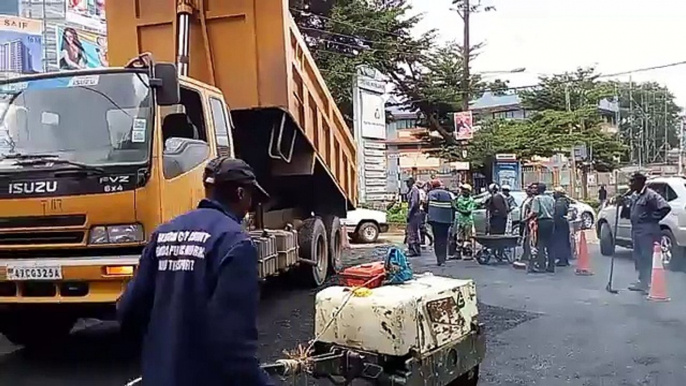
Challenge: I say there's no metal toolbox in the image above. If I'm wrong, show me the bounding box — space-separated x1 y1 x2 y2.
250 231 278 278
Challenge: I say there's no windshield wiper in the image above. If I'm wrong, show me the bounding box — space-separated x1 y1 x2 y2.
11 157 105 174
1 153 60 160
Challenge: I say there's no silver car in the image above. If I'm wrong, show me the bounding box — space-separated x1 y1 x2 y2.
596 176 686 271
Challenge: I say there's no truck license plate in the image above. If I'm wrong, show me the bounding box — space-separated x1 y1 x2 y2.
6 266 62 281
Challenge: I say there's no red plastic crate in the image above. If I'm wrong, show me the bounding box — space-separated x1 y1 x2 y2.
340 261 386 288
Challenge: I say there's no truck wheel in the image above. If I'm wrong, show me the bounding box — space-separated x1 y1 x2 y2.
0 313 76 348
298 217 329 287
323 216 344 274
599 222 615 257
447 365 479 386
356 222 379 243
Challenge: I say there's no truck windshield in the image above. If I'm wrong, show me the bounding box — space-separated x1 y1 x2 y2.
0 72 152 168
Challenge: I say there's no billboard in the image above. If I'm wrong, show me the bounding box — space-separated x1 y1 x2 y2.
66 0 107 32
55 25 108 70
0 16 43 75
454 111 474 141
360 91 386 139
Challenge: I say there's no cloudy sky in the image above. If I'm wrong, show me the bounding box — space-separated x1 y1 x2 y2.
409 0 686 105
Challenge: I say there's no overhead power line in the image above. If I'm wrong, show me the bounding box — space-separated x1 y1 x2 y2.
290 8 407 38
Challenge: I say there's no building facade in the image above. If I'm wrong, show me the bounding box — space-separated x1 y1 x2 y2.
385 98 469 196
0 39 33 73
470 91 619 133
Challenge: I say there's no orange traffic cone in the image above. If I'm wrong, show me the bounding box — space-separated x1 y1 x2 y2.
647 242 670 302
575 231 593 276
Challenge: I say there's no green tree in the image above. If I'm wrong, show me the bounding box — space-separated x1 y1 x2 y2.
518 67 626 172
291 0 427 125
293 0 506 143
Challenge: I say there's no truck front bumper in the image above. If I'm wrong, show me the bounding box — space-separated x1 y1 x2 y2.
0 255 139 305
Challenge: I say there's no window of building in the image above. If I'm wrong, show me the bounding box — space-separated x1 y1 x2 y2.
395 119 418 130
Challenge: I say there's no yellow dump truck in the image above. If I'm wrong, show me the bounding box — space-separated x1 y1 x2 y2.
0 0 356 347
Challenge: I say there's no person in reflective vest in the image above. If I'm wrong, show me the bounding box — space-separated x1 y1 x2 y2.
427 179 455 266
454 183 477 260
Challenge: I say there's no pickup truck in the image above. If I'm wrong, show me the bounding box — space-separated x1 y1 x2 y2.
342 209 389 243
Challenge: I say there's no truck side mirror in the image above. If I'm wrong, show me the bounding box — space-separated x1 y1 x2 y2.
154 63 180 106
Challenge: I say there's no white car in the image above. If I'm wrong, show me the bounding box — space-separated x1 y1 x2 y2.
342 208 389 243
596 176 686 271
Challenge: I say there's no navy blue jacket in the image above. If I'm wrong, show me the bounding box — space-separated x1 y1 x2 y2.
117 199 274 386
427 188 455 224
629 187 671 237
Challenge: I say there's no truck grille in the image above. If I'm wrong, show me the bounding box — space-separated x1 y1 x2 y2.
0 215 86 229
0 231 85 245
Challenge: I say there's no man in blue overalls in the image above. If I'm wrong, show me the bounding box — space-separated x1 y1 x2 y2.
406 177 423 257
625 172 670 293
117 156 274 386
427 179 455 266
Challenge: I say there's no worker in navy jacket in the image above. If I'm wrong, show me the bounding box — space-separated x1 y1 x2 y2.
427 179 455 266
117 156 274 386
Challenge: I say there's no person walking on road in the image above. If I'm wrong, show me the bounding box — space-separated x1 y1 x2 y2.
517 183 538 264
552 186 572 267
405 177 423 257
454 183 477 260
527 183 556 273
117 157 274 386
598 184 608 210
427 179 455 266
625 172 670 293
418 181 434 247
485 183 509 235
502 184 517 234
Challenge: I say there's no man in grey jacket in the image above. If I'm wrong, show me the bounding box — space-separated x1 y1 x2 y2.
624 172 670 293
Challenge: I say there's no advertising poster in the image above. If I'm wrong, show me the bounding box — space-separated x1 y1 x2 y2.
492 161 521 191
55 25 108 70
66 0 107 32
360 91 386 139
0 16 43 75
454 111 473 141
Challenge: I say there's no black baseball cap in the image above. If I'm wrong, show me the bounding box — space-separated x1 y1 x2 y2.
203 157 269 200
630 171 647 182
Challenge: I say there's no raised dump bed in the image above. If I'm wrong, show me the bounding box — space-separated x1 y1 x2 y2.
107 0 358 216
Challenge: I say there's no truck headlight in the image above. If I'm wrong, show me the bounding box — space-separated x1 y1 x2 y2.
89 224 144 244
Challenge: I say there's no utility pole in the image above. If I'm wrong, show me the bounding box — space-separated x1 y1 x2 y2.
679 117 684 176
461 0 471 112
629 77 633 163
566 84 576 198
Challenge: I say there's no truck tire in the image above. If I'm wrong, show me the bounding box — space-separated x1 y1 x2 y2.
0 312 76 348
447 365 479 386
323 216 344 274
298 217 329 287
599 222 615 257
356 222 379 243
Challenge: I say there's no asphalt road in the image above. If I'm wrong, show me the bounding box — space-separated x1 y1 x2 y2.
1 237 685 386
